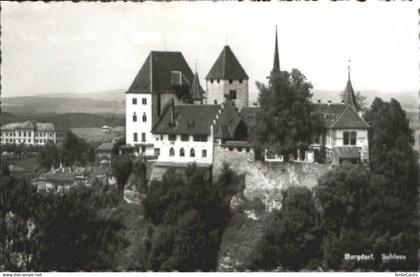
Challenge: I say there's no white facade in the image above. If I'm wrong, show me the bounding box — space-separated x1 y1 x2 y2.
1 128 58 145
153 130 214 165
125 93 155 155
206 79 248 111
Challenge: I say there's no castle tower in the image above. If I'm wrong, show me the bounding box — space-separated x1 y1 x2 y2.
205 45 249 110
343 61 360 111
191 70 205 104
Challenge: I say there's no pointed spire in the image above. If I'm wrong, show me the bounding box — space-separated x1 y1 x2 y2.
343 60 360 111
272 25 280 73
191 69 205 102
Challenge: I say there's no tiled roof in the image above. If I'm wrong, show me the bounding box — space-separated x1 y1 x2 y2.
213 101 242 139
190 72 205 101
36 123 55 132
241 103 369 130
343 79 360 111
97 142 114 151
152 104 221 135
1 121 55 131
329 105 369 129
126 51 194 94
333 146 360 159
206 45 249 80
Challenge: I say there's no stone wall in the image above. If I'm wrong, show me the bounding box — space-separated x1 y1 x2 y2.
213 145 332 211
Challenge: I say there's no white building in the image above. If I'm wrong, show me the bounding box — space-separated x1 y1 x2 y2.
0 121 63 145
125 51 205 156
152 100 245 165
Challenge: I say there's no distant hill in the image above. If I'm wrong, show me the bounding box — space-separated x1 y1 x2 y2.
1 112 125 130
2 95 124 114
34 89 125 102
312 89 417 113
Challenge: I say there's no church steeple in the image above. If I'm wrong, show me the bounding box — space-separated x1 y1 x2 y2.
343 60 360 111
269 26 281 82
272 26 280 75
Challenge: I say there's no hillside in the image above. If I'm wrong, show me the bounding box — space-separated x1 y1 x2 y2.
34 89 125 102
2 96 124 114
1 112 125 130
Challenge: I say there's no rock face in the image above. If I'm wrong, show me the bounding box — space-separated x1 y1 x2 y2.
214 146 332 271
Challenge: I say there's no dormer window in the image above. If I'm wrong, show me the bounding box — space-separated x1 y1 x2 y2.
171 71 182 86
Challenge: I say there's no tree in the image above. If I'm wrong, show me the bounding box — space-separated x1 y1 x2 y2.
61 131 95 166
112 155 134 197
37 142 60 170
340 90 368 111
112 136 126 155
250 70 323 160
131 157 148 194
246 186 322 271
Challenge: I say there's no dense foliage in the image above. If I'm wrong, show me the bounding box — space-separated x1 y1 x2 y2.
139 164 239 271
250 70 323 160
0 176 125 271
37 131 95 169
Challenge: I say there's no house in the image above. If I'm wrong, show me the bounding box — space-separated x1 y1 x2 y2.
0 121 63 145
151 99 246 165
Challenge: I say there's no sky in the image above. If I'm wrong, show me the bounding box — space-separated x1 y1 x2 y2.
1 1 419 103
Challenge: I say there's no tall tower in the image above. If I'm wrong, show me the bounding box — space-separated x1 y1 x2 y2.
270 26 281 79
342 60 360 111
205 45 249 110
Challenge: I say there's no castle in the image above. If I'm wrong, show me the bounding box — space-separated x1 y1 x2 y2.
124 28 369 166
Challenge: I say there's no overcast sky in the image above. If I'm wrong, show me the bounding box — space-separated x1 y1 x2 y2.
2 1 419 103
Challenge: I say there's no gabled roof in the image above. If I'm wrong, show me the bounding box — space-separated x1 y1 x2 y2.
152 104 221 135
206 45 249 80
126 51 194 94
329 105 369 129
190 72 205 101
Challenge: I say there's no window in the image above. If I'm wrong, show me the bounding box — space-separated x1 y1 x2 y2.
229 90 237 100
154 148 160 156
210 79 214 84
132 98 137 105
229 80 233 84
343 131 357 145
313 135 320 144
190 148 195 157
142 113 147 122
171 71 182 86
214 100 218 105
202 149 207 158
169 148 175 156
133 113 137 122
193 135 208 142
142 98 147 105
350 131 357 145
169 134 176 141
181 135 189 141
180 148 185 157
133 132 138 142
217 79 220 83
228 147 234 151
246 147 250 152
239 79 243 84
238 147 242 152
141 133 146 142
